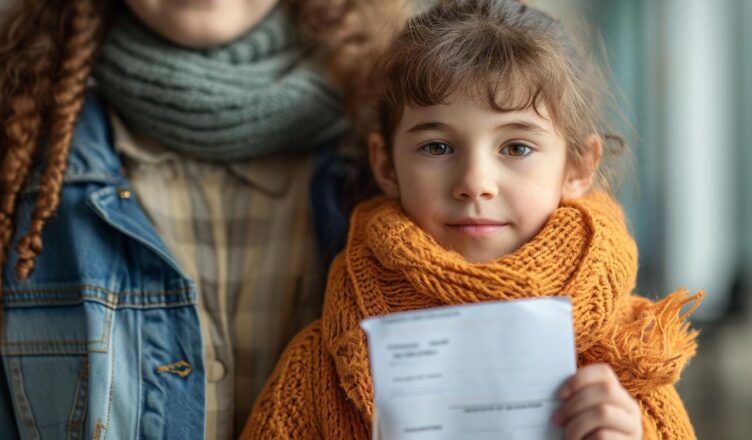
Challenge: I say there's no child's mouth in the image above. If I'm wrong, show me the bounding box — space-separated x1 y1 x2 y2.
447 220 509 237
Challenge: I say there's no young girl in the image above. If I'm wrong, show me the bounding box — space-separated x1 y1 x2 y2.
243 1 702 439
0 0 403 438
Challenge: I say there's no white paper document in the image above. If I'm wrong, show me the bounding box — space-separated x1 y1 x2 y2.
360 297 576 440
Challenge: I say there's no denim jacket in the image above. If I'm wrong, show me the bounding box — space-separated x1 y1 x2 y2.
0 91 349 439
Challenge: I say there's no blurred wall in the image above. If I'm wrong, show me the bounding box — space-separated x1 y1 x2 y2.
661 0 738 320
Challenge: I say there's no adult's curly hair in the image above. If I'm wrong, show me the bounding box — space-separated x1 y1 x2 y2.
0 0 107 288
0 0 406 289
290 0 407 131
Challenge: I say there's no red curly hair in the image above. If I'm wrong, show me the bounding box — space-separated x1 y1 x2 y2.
0 0 405 288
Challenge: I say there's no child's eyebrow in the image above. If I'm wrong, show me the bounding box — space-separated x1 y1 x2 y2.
404 121 449 134
404 120 549 135
496 120 548 133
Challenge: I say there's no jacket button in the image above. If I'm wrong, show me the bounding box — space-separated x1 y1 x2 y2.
207 359 226 383
116 188 132 199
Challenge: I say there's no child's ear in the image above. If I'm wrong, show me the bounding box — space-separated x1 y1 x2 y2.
562 134 603 199
369 132 400 198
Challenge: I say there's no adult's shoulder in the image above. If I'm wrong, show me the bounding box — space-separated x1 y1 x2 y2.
25 88 122 190
65 89 121 178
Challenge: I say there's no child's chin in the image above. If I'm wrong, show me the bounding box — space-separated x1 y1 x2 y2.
458 247 514 264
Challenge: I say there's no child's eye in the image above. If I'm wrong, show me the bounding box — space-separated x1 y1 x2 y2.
421 142 454 156
501 143 532 158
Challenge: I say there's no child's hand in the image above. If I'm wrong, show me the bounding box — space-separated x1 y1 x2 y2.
553 363 643 440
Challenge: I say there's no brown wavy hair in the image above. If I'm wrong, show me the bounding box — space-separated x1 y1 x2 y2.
0 0 406 288
371 0 628 190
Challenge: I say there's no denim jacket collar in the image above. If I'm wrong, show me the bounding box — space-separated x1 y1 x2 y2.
17 89 189 282
23 90 123 193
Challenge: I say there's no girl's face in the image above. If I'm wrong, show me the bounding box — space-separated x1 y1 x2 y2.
124 0 279 49
370 90 599 263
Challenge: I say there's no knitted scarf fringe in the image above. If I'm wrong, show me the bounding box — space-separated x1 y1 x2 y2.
581 289 703 395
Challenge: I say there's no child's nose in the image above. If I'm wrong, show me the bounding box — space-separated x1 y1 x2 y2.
451 158 498 201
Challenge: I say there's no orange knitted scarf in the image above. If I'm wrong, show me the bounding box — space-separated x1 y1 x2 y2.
321 190 702 422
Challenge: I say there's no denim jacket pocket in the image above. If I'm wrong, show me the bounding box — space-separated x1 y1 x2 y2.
1 287 114 440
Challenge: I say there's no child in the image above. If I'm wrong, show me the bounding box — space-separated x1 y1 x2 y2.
242 1 702 439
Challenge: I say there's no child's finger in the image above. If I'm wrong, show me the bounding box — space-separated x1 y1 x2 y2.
559 363 619 399
554 378 638 425
562 404 636 440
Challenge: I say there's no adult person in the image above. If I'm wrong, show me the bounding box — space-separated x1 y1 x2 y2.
0 0 403 438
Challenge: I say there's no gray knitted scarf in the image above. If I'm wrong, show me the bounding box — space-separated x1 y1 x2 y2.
93 6 348 161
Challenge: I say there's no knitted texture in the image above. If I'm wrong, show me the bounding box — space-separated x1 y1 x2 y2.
243 191 701 439
93 5 348 161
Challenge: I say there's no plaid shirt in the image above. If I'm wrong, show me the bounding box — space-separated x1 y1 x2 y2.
111 114 325 440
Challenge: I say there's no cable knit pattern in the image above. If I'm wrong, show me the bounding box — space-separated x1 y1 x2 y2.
243 191 702 440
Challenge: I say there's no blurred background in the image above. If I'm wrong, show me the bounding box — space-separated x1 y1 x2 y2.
526 0 751 438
